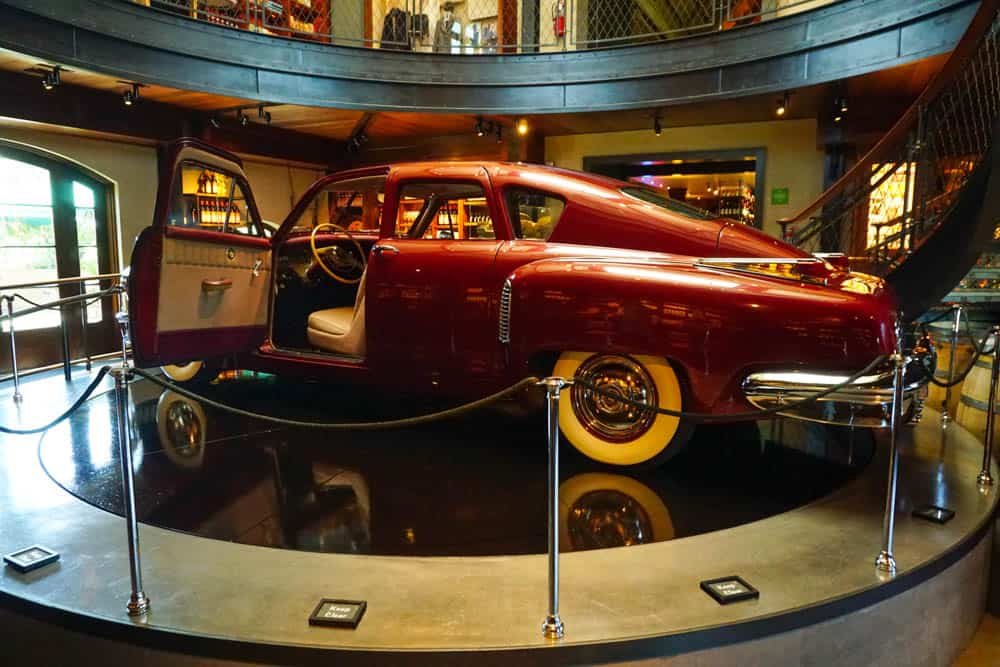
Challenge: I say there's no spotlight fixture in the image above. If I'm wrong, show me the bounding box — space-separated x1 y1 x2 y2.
838 96 848 113
775 91 789 117
209 115 222 129
496 125 503 144
121 82 142 107
237 109 249 127
516 118 529 136
653 114 662 136
475 117 485 137
258 105 272 124
41 65 61 91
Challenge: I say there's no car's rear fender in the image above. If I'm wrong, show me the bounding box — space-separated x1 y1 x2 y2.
502 258 898 414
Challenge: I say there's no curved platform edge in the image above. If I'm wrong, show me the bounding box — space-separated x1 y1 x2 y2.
0 408 996 666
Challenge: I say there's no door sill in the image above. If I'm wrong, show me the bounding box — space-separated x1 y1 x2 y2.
257 345 365 366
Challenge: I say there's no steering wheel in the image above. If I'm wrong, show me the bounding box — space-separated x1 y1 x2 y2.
310 222 367 285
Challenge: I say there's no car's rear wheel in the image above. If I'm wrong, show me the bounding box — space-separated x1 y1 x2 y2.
553 352 693 467
160 361 217 384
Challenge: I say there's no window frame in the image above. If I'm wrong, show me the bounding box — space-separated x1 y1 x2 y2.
391 179 500 241
166 159 265 238
501 186 568 241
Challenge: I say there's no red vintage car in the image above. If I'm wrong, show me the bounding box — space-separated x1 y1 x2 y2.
128 139 928 467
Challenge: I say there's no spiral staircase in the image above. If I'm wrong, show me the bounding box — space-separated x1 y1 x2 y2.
779 0 1000 319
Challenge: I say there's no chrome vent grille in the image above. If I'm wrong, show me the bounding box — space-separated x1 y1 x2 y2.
498 278 512 343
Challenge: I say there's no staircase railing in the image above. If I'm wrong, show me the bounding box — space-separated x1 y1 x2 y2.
778 0 1000 278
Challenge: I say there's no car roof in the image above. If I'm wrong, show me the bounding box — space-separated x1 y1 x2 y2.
327 161 626 194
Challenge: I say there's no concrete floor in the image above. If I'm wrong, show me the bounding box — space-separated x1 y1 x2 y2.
955 613 1000 665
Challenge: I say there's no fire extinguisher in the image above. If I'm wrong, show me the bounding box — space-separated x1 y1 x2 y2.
552 0 566 39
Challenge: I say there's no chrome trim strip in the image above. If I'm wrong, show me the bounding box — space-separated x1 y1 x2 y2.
498 278 512 344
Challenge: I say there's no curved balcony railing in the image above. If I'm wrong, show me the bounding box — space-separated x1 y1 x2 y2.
128 0 838 54
778 0 1000 317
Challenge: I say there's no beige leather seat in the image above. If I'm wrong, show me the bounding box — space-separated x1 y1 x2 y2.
306 271 367 357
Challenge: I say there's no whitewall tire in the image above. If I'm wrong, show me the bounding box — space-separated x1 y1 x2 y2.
560 472 674 550
553 352 692 467
160 361 215 384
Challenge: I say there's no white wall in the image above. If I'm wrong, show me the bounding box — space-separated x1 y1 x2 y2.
0 126 324 267
544 118 825 239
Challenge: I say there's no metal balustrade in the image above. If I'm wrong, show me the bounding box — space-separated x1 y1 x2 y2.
0 272 125 400
779 0 1000 314
128 0 840 53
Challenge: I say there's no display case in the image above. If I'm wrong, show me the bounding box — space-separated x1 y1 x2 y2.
717 183 756 225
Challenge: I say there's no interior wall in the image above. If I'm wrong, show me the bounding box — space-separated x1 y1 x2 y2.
0 126 324 267
544 118 824 239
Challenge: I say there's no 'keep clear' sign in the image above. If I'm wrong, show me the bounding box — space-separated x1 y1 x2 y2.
309 599 367 628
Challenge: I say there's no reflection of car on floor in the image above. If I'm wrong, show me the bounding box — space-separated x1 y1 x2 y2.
128 139 930 468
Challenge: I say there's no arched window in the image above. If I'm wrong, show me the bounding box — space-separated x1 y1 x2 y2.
0 143 118 372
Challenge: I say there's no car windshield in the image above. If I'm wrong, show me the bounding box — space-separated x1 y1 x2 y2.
620 186 715 220
287 175 386 235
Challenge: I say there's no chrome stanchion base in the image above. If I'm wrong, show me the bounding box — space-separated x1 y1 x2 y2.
941 409 951 426
11 392 23 404
127 591 150 617
874 550 897 574
542 614 565 639
977 471 995 486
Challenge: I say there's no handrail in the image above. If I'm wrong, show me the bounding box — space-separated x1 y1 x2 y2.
0 272 123 292
778 0 1000 229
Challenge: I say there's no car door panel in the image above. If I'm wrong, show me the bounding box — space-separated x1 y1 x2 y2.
128 139 270 367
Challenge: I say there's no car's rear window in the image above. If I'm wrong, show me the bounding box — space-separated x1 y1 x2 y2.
621 186 715 220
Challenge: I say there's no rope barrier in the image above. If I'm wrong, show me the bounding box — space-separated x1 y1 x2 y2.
133 355 889 428
571 354 891 423
0 351 920 436
923 312 995 388
0 366 111 435
131 368 540 430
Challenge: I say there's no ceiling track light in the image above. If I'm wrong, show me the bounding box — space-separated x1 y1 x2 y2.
237 109 249 127
496 125 504 144
653 114 662 136
775 91 790 117
121 82 142 107
474 117 485 137
258 105 272 124
516 118 529 136
209 115 222 129
41 65 61 91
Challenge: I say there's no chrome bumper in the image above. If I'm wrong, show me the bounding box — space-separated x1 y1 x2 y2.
742 354 932 428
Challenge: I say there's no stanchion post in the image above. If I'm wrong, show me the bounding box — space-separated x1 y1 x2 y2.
876 337 906 574
5 295 22 403
977 325 1000 486
538 377 569 640
112 305 149 616
942 305 962 425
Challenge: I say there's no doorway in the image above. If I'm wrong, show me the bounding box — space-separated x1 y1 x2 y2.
0 143 119 373
584 149 766 229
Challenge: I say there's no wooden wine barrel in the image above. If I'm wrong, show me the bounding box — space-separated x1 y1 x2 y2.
927 338 975 417
956 340 1000 443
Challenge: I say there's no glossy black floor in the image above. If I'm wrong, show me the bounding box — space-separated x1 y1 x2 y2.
37 372 875 557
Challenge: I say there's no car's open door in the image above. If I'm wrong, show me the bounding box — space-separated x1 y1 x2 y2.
128 139 271 367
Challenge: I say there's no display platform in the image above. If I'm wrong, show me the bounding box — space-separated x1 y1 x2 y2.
0 370 995 666
37 375 875 557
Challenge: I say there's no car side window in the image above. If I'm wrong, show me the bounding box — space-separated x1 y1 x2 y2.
393 182 495 240
167 161 261 237
505 188 565 240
